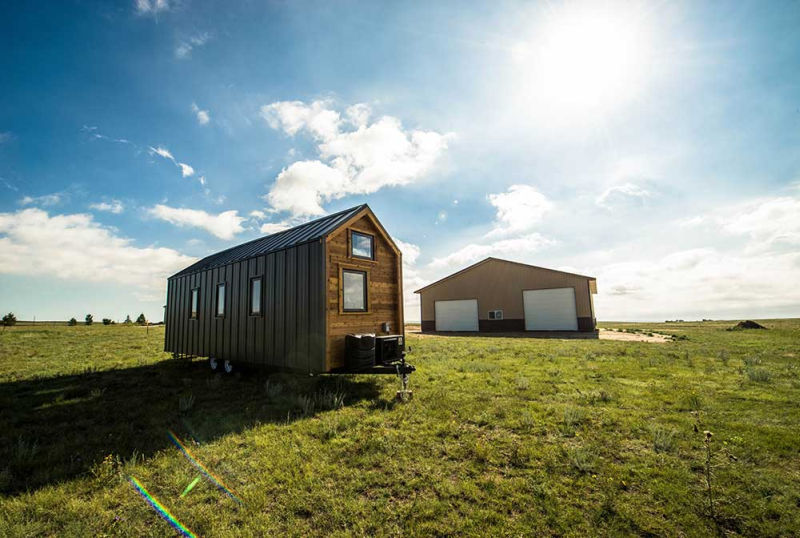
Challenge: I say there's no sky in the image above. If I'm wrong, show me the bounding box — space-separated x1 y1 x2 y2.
1 0 799 323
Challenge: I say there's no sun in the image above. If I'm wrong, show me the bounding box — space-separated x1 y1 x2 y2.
514 2 651 117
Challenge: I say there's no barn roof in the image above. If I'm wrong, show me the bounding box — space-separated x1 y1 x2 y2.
414 257 596 294
171 204 368 278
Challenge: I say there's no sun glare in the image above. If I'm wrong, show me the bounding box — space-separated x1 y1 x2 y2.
515 2 651 118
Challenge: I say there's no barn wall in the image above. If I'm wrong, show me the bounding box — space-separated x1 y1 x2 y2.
164 240 326 372
418 259 596 331
325 214 403 370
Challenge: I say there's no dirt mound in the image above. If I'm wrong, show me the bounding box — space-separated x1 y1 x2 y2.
731 320 767 330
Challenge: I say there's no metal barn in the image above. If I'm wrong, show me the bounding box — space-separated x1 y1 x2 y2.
415 257 597 333
164 204 407 374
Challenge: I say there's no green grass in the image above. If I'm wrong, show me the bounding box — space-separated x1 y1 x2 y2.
1 320 799 536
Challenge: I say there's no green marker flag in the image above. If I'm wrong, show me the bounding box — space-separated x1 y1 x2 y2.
181 476 202 498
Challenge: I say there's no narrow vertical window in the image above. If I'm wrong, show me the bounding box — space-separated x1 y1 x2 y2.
216 283 225 317
350 231 374 260
190 288 199 319
250 277 262 315
342 269 367 312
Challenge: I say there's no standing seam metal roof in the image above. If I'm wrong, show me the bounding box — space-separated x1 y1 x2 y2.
171 204 367 278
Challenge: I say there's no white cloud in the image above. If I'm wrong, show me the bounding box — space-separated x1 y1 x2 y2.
90 200 124 214
394 238 421 266
178 162 195 177
420 184 556 281
429 233 555 271
594 247 800 319
249 210 266 219
191 103 210 125
265 160 349 217
394 238 424 320
586 194 800 320
135 0 170 15
149 145 196 179
261 100 342 140
486 184 553 236
713 196 800 248
0 208 193 301
261 100 452 216
345 104 371 127
147 205 245 240
259 222 291 235
596 182 653 209
176 33 211 59
150 146 174 160
19 193 63 207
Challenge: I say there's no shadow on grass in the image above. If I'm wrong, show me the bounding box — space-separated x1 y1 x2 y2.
0 359 380 495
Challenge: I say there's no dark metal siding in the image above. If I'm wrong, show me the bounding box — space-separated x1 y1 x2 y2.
164 239 327 372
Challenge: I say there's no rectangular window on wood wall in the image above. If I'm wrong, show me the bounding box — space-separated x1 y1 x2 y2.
342 269 368 312
350 231 374 260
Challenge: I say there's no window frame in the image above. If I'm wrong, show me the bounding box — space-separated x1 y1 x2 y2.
488 309 504 320
350 230 375 261
341 268 369 313
249 276 263 316
189 288 199 320
215 282 226 318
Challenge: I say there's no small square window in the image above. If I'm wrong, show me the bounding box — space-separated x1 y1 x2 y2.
216 283 226 317
250 277 262 316
489 310 503 320
351 231 374 260
342 269 367 312
190 288 199 319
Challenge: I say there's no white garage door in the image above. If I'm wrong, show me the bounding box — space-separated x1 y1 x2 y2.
523 288 578 331
435 299 479 331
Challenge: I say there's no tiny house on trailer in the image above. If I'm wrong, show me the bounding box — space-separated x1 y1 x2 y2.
164 204 411 380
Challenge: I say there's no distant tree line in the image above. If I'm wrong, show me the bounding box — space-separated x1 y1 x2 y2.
66 313 154 326
2 312 164 327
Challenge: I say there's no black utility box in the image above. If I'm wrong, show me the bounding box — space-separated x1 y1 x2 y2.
375 335 404 364
345 334 376 370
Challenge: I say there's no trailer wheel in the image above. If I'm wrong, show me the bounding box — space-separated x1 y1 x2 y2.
209 357 219 371
223 360 234 374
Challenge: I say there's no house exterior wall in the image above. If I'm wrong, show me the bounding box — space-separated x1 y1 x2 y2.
418 259 596 332
164 239 327 372
325 214 403 370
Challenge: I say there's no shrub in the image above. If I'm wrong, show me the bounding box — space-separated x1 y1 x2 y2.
85 314 93 326
123 315 132 324
560 407 586 437
746 368 772 383
567 447 595 474
68 317 78 326
102 318 112 325
136 313 146 325
651 425 676 453
742 356 761 368
682 392 703 411
2 312 17 326
179 393 195 413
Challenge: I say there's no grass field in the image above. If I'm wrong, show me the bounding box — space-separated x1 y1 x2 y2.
1 320 799 536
